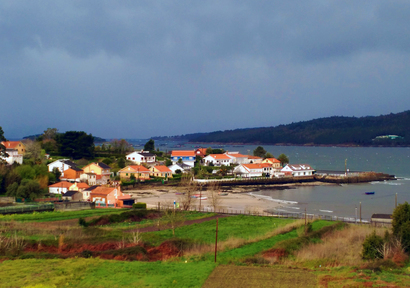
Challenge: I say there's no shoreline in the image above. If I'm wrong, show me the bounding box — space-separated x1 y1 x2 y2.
125 181 339 213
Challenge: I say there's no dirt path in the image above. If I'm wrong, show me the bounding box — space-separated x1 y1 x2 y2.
126 214 230 233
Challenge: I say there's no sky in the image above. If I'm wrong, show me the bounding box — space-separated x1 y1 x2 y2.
1 1 410 139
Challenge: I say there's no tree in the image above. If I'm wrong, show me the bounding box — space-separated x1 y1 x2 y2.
0 126 8 160
162 209 185 236
362 231 384 260
206 147 213 155
265 152 274 159
24 140 42 162
56 131 95 159
117 157 126 169
178 174 199 210
42 128 58 140
392 202 410 251
253 146 266 158
277 153 290 166
208 182 222 211
144 139 155 152
6 179 46 200
165 159 172 166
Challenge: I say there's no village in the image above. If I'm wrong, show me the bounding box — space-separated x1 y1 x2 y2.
1 139 318 209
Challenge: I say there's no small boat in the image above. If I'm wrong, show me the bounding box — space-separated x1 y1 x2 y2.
365 192 375 195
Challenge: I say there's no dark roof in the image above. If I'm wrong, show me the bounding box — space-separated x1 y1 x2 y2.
97 162 111 169
139 152 155 157
84 185 99 192
69 166 83 172
63 191 79 197
371 214 392 219
62 160 78 167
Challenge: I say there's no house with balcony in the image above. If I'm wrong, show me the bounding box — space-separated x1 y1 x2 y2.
1 141 26 165
150 165 173 178
262 158 282 169
82 162 112 184
171 150 196 167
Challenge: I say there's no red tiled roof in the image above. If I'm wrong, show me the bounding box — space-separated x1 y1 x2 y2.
226 153 248 158
209 154 231 160
76 183 90 189
1 141 22 149
171 150 195 157
154 166 172 172
248 156 262 159
242 163 272 170
264 158 281 163
119 165 150 173
90 187 116 195
48 181 73 188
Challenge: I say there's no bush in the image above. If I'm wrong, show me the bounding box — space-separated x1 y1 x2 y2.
362 231 384 260
78 217 89 227
133 202 147 209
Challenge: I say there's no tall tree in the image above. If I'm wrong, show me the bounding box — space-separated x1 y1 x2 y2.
42 128 58 140
277 153 290 166
0 126 8 160
144 139 155 152
253 146 266 158
56 131 95 159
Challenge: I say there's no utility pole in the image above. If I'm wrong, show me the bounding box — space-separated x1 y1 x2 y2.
355 207 357 224
199 184 202 211
395 193 397 208
360 202 362 224
345 159 347 176
304 207 307 234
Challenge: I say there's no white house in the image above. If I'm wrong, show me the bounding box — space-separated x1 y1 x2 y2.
281 164 315 177
48 181 73 194
203 154 233 166
233 163 274 178
225 152 249 164
168 163 191 174
1 149 23 165
47 159 78 176
171 150 196 167
126 151 156 165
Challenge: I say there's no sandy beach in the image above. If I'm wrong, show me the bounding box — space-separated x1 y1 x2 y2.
124 181 337 213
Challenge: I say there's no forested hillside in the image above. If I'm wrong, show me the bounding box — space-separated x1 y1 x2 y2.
166 111 410 146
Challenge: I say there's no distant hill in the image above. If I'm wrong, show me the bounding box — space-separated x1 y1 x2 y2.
157 110 410 146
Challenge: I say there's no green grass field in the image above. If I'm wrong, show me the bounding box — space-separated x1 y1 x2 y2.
0 209 125 222
142 215 295 246
0 258 216 288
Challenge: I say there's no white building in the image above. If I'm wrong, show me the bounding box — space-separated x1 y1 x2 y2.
126 151 156 165
281 164 315 177
168 163 191 174
225 152 249 164
171 150 196 167
203 154 233 166
2 149 23 165
47 159 78 176
233 163 274 178
48 181 73 194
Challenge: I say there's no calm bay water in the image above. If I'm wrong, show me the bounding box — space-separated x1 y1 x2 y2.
137 140 410 219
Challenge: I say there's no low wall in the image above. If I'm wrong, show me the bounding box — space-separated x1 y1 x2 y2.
54 201 95 211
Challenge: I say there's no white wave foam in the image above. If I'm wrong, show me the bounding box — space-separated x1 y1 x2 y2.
283 206 300 210
319 210 333 213
249 193 298 204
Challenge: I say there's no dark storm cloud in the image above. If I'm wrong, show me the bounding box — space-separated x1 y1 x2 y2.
1 1 410 139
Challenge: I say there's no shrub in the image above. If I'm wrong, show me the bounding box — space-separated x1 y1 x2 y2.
78 217 89 227
362 231 384 260
133 202 147 209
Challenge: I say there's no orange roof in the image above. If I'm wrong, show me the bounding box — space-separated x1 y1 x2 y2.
48 181 73 188
171 150 195 157
243 163 272 170
120 165 150 173
90 186 116 195
154 165 172 172
248 156 262 159
226 153 248 158
1 141 22 149
265 158 281 163
195 148 207 155
76 183 90 189
209 154 231 160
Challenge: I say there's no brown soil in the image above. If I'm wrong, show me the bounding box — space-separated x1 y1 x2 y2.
262 248 288 260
